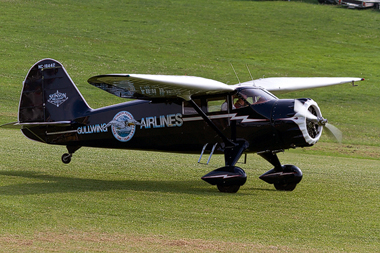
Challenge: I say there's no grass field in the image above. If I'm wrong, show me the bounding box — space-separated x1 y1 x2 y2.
0 0 379 252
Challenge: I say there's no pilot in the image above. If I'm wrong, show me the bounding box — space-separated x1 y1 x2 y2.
234 96 248 109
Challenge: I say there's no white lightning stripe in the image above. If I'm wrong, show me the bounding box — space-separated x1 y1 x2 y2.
183 113 268 123
182 116 203 121
46 130 78 135
203 174 242 179
265 172 295 177
229 114 268 123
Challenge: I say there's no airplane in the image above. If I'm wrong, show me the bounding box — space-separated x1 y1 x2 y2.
1 58 364 193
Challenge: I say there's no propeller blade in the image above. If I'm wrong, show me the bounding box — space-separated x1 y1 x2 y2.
294 100 318 121
324 123 343 143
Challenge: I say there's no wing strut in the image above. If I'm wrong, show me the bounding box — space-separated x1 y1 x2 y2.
188 99 236 147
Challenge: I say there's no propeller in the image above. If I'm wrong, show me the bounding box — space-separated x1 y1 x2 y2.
294 100 342 143
323 123 342 143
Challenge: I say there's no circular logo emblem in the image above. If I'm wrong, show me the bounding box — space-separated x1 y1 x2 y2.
109 111 137 142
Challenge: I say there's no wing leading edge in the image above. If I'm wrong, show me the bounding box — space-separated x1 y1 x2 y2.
236 77 364 95
88 74 234 100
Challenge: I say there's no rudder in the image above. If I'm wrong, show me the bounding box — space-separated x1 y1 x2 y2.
19 58 91 123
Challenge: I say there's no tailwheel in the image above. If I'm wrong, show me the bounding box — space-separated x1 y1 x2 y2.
61 153 72 164
61 145 81 164
217 184 240 193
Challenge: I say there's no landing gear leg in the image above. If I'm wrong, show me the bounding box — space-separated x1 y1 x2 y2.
61 145 81 164
258 151 302 191
188 99 248 193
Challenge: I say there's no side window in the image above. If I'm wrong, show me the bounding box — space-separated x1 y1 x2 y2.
207 96 228 113
182 99 201 115
182 96 233 115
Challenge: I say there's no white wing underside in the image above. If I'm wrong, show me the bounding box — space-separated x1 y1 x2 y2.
236 77 364 95
88 74 234 100
88 74 363 100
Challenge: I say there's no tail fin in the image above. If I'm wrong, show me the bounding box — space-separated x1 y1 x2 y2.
19 58 91 123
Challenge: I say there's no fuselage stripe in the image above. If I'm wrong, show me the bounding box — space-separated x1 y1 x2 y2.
183 113 268 123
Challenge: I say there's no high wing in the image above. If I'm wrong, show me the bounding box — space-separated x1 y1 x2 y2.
235 77 364 95
88 74 234 100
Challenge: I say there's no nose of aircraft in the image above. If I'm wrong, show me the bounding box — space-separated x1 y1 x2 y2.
293 98 324 145
294 99 342 143
270 98 324 147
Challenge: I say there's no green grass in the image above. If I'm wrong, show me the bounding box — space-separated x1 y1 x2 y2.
0 0 379 252
0 129 379 252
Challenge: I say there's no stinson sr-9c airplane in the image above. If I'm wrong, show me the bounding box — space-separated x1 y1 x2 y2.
2 59 364 193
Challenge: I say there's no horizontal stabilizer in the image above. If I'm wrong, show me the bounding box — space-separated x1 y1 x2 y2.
1 121 72 129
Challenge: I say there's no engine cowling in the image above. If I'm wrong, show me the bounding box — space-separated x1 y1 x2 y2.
292 98 323 145
271 98 323 148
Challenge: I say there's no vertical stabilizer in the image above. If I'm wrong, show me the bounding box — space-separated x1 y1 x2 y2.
19 58 91 123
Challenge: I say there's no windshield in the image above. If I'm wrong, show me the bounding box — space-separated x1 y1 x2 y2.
234 88 277 108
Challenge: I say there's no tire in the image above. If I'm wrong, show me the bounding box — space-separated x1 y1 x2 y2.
61 153 72 164
217 184 240 193
274 183 297 191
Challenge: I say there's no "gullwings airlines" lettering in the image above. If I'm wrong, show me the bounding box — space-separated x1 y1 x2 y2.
140 113 183 129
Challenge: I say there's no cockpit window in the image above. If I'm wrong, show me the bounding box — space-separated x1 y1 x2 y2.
234 88 277 108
